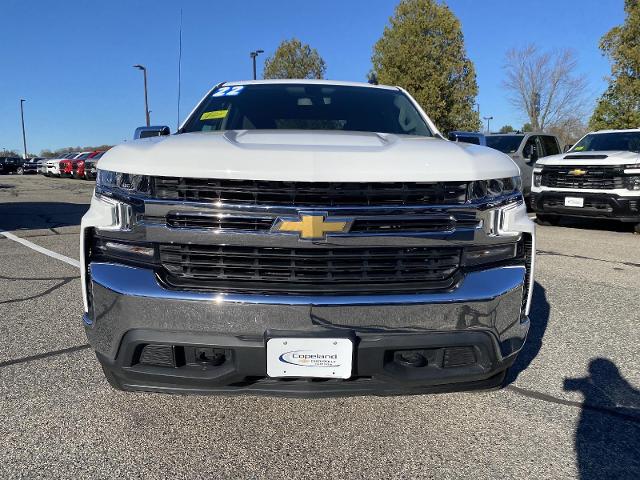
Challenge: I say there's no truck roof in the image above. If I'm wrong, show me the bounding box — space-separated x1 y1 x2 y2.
222 79 399 91
593 128 640 134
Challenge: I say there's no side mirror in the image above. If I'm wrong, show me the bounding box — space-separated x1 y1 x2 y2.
134 126 170 140
563 144 573 153
524 144 538 162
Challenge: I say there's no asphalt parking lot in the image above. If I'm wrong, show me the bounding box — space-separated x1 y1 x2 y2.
0 175 638 479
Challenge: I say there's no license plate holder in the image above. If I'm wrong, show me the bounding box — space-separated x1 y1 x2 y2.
564 197 584 207
266 337 353 379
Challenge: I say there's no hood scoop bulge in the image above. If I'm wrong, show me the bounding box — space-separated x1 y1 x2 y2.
563 154 609 160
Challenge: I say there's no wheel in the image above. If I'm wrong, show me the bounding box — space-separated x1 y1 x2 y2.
536 213 561 226
16 167 24 175
634 223 640 235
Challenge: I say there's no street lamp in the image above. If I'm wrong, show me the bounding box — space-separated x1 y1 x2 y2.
133 65 150 126
20 99 28 159
483 116 494 133
250 50 264 80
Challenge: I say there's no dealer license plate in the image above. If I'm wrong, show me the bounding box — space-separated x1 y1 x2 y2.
564 197 584 207
266 337 353 379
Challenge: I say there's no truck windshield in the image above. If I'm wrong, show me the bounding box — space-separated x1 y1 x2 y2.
181 84 432 137
571 132 640 153
485 135 524 154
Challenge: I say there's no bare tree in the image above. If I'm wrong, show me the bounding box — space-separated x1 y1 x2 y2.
546 116 588 149
503 45 588 131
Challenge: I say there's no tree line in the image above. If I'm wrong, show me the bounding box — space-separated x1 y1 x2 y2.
38 145 113 158
0 145 114 159
261 0 639 145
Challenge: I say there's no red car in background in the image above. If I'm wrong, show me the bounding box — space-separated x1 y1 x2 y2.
74 150 105 179
59 151 91 178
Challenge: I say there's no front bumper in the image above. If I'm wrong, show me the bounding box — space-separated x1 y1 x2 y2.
531 191 640 222
86 262 530 396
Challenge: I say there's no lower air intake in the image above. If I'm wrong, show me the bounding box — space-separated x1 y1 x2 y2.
139 344 176 368
443 346 476 368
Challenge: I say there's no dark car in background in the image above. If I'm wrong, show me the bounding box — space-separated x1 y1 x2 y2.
82 151 104 180
0 157 21 174
448 131 486 145
17 158 44 175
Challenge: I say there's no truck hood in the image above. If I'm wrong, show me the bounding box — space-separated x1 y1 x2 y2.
536 150 640 166
98 130 519 182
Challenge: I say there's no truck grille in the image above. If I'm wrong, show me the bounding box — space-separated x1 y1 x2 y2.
153 178 469 206
158 244 462 294
540 165 625 190
165 212 479 233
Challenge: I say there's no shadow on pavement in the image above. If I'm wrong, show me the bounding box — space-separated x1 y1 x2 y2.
505 281 550 384
0 201 89 231
545 216 637 234
564 359 640 479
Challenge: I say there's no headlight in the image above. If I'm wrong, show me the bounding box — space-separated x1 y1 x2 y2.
533 172 542 187
96 169 151 195
468 176 522 201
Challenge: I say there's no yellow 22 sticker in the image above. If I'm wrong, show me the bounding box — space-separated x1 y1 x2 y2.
200 110 228 121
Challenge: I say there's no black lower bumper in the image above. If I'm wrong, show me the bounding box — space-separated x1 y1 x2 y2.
531 191 640 222
96 328 518 397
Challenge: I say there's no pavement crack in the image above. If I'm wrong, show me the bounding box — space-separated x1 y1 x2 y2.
0 344 91 369
0 277 77 305
506 385 640 423
0 274 79 281
13 231 79 238
538 250 640 268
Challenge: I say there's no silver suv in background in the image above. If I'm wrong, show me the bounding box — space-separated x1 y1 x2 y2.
485 133 561 198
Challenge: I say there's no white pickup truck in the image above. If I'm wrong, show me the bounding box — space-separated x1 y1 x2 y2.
531 129 640 232
80 80 535 396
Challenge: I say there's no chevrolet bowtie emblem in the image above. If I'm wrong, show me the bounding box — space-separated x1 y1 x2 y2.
272 214 351 240
568 168 587 176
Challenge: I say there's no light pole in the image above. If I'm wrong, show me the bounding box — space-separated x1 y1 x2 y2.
133 65 150 126
483 116 493 133
20 99 28 159
250 50 264 80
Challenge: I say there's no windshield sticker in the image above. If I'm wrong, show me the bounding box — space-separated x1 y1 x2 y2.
212 86 244 97
574 146 585 151
200 110 229 121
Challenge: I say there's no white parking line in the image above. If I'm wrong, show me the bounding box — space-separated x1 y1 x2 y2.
0 230 80 269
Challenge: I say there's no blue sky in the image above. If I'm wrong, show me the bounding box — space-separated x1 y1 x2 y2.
0 0 624 154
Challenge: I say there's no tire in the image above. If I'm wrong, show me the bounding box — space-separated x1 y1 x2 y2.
17 167 24 175
634 223 640 235
536 213 561 226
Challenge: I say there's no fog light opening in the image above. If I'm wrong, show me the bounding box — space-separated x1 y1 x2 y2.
395 350 428 368
194 347 226 366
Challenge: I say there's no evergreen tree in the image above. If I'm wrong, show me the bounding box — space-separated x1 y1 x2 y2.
590 0 640 130
371 0 481 133
263 39 326 80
